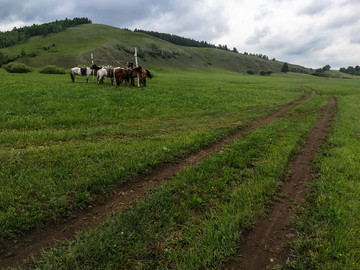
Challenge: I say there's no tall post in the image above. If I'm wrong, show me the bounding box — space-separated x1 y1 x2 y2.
134 47 140 87
90 50 94 82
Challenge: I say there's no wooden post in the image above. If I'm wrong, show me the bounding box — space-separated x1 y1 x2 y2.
90 50 94 82
134 47 140 87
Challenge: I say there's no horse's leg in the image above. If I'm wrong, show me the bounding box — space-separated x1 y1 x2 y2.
70 72 75 82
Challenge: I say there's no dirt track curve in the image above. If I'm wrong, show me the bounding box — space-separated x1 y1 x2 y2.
0 94 312 269
223 97 336 270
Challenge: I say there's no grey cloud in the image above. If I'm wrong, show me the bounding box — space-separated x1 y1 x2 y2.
245 27 270 45
351 37 360 44
326 15 359 30
299 1 330 15
0 0 228 41
285 36 329 56
0 0 190 31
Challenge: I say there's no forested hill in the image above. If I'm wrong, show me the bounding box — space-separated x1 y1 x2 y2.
134 29 218 49
0 22 309 74
0 17 92 48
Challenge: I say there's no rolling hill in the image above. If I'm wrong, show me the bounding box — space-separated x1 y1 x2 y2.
0 23 309 73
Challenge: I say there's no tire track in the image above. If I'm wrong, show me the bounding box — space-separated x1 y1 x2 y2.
223 97 336 270
0 94 310 269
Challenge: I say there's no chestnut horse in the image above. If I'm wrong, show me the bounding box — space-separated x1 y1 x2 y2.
139 68 152 86
114 66 152 87
114 67 138 87
114 68 128 86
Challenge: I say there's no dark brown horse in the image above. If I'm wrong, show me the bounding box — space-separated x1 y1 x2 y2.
114 66 151 87
114 68 127 86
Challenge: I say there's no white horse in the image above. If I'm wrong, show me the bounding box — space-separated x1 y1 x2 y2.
97 66 119 85
70 64 99 83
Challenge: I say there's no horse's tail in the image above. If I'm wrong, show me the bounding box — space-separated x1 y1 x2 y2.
146 69 152 79
70 70 75 82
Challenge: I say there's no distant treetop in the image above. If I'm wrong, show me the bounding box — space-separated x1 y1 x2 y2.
0 17 92 48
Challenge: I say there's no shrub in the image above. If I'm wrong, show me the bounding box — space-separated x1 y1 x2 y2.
246 68 255 75
39 65 66 74
260 70 273 76
4 62 32 73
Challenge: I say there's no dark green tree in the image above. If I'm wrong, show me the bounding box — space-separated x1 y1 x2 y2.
322 64 331 71
281 62 289 73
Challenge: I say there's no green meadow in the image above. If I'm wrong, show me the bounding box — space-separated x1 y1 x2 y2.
0 68 359 269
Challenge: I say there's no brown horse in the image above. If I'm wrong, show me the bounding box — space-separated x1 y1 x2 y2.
114 68 128 86
139 68 152 86
128 67 152 87
114 66 151 87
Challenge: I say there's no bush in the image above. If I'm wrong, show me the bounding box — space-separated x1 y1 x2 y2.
4 62 32 73
260 70 273 76
39 65 66 74
246 68 255 75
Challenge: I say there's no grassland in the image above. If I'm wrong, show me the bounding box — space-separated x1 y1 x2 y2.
284 82 360 269
1 67 360 269
0 68 303 239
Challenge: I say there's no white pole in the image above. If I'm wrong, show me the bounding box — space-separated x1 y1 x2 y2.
134 47 140 87
90 50 94 82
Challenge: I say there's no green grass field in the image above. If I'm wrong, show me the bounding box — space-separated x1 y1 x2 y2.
1 67 360 269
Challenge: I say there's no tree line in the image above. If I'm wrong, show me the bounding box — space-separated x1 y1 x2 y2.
134 29 272 61
134 29 218 49
0 17 92 48
339 65 360 76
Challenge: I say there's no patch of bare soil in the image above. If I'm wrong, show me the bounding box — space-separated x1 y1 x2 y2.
0 95 310 269
223 97 336 270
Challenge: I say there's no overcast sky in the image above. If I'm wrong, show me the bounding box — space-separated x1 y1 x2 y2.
1 0 359 69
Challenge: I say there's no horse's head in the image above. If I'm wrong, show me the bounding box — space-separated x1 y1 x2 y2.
125 61 134 68
91 64 102 71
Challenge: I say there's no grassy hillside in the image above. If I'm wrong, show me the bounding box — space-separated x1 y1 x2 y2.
0 24 308 73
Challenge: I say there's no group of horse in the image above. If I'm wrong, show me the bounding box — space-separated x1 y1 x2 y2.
69 63 152 87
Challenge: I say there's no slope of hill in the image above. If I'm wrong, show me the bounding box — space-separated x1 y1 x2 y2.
0 23 308 73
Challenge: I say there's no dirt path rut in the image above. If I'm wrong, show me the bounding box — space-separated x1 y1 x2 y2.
223 97 336 270
0 95 310 269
